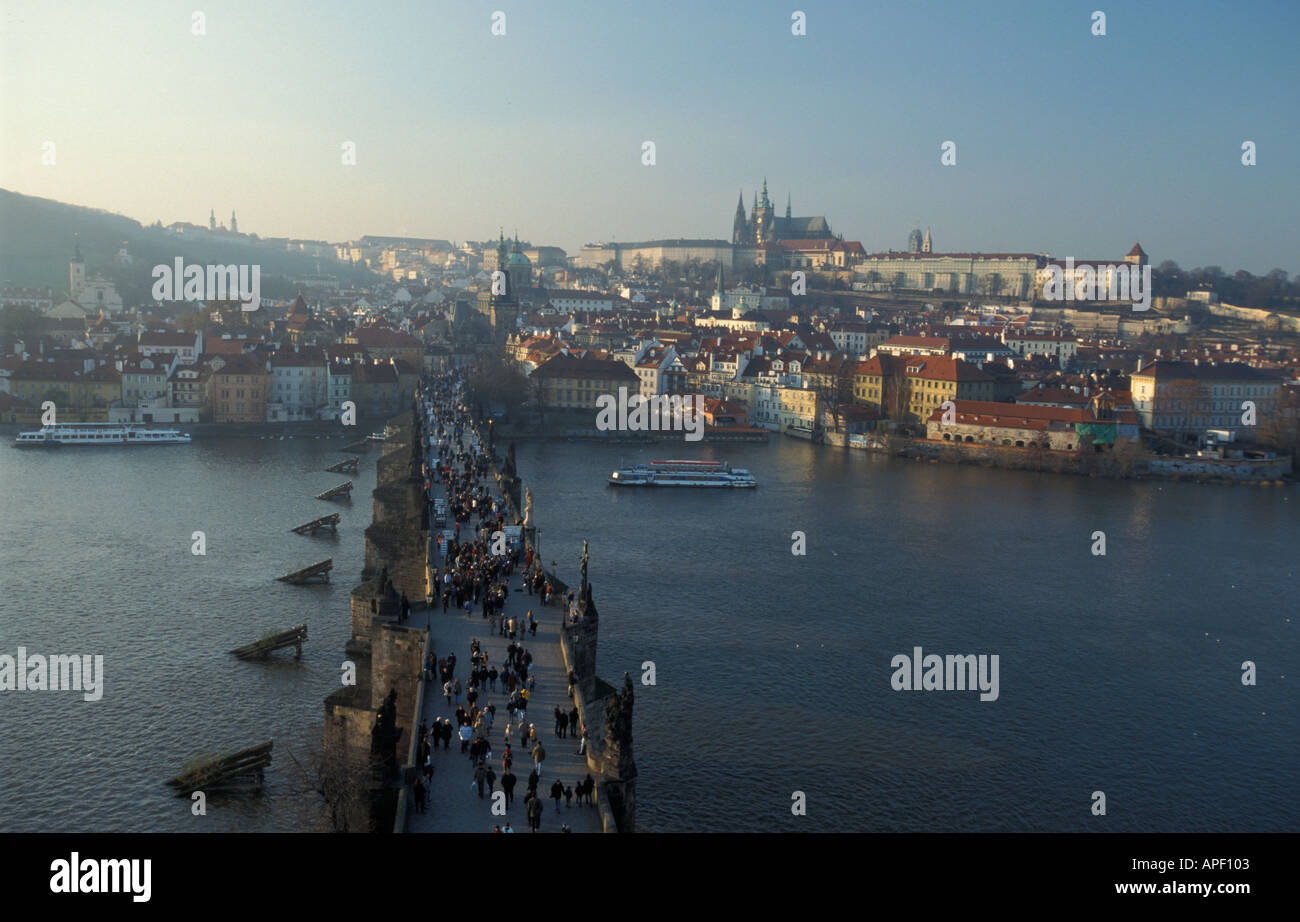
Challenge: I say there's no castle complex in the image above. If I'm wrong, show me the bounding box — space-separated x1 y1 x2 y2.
731 178 834 246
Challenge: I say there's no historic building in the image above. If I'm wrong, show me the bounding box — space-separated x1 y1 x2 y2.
851 353 995 424
531 352 640 411
925 394 1141 451
1130 359 1283 440
57 241 123 316
732 179 833 246
855 241 1044 298
476 232 529 343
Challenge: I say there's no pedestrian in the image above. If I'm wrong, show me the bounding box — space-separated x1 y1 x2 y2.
501 769 516 807
550 779 564 812
532 741 546 774
563 785 573 809
443 679 452 705
526 793 542 832
554 706 565 739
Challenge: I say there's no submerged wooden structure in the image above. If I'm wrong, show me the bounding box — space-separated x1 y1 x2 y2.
292 513 340 535
277 559 333 584
342 439 370 453
325 457 360 474
316 481 353 501
230 624 308 660
166 741 273 795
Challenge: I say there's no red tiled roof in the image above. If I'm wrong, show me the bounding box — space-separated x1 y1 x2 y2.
926 399 1138 427
533 353 638 382
855 353 991 382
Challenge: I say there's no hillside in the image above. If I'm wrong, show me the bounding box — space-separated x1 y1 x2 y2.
0 188 377 303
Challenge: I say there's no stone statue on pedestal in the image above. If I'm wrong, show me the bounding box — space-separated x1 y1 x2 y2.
603 672 635 758
523 488 534 528
580 539 589 594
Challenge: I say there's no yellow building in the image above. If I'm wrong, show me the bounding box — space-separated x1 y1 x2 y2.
532 353 639 410
71 365 121 408
852 353 994 423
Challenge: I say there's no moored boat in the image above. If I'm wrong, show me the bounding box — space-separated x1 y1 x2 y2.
14 422 192 446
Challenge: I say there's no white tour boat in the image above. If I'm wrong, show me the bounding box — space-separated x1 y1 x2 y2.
14 422 192 447
608 459 757 488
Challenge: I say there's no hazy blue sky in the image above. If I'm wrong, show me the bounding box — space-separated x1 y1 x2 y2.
2 0 1297 272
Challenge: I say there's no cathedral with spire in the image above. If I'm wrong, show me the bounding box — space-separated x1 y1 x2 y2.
732 178 833 246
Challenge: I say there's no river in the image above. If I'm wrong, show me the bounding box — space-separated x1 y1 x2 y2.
0 433 1295 832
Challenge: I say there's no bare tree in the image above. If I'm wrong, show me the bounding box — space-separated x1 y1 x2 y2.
883 365 913 424
1162 378 1210 442
283 733 386 833
1258 387 1299 455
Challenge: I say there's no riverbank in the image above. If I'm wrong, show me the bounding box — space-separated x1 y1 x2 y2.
0 419 393 440
892 437 1291 484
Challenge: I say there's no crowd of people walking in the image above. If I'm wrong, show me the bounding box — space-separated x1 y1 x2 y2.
407 372 598 832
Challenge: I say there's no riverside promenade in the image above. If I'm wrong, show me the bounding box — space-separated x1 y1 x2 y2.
407 563 602 833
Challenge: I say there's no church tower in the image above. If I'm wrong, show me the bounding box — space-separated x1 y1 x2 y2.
922 228 932 253
69 237 85 300
484 230 522 345
506 233 531 294
753 178 774 245
209 209 216 231
732 191 747 245
230 210 238 234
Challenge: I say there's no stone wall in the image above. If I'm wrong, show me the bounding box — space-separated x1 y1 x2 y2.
1148 456 1291 480
371 622 425 728
322 402 431 832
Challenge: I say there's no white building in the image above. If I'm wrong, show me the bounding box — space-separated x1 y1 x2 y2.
1001 331 1079 367
709 285 789 314
269 347 329 421
139 330 202 366
855 251 1044 297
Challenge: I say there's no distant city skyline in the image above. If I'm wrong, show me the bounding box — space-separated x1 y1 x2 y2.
2 0 1297 274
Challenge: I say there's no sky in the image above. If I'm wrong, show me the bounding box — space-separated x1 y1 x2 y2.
2 0 1297 273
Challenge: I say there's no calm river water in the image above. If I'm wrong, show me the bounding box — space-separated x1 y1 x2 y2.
0 433 1295 831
